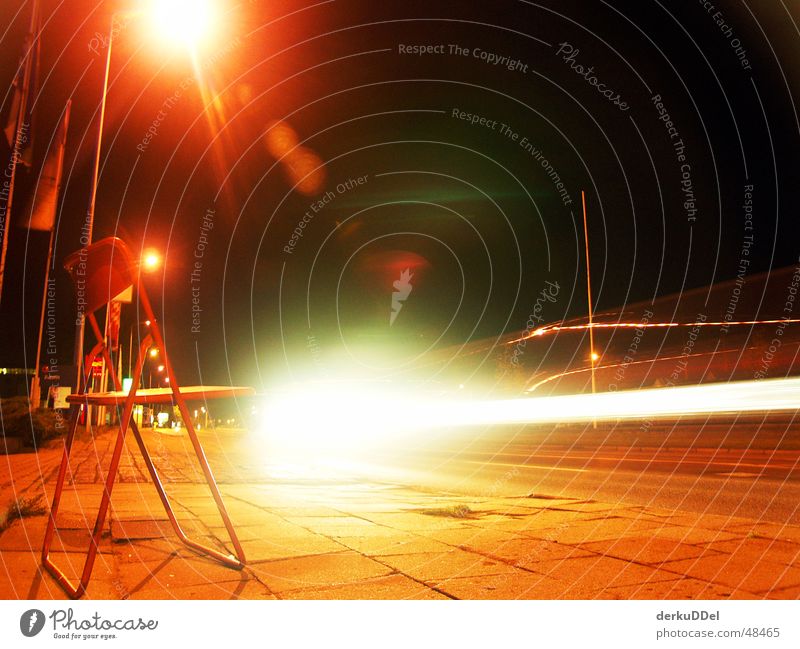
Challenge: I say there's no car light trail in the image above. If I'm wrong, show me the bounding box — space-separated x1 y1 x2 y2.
508 317 800 343
441 376 800 427
262 376 800 453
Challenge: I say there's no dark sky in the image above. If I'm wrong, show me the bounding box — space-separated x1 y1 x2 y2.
1 0 798 390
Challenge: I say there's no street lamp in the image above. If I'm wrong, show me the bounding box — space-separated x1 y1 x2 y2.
582 190 597 430
142 250 161 272
150 0 215 49
581 190 597 397
74 0 218 393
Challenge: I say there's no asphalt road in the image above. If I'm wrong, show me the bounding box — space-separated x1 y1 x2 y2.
360 431 800 526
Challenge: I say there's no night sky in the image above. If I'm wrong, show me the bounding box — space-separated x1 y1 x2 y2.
1 0 798 391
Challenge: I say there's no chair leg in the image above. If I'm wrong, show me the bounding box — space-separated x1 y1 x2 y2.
41 404 84 598
170 395 247 566
127 419 245 568
99 332 244 567
138 296 246 566
41 403 130 599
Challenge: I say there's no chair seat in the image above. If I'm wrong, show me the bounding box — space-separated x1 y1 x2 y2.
66 385 256 405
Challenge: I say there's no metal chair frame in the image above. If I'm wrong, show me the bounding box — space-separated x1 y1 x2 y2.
42 237 247 599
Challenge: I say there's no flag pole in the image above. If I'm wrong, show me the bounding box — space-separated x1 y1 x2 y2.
73 10 118 404
0 0 40 304
30 227 56 409
30 100 71 410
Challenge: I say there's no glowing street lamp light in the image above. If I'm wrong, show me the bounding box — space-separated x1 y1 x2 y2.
142 250 161 272
149 348 159 358
149 0 215 49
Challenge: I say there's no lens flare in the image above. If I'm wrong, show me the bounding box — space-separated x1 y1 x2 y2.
284 147 326 195
264 120 299 158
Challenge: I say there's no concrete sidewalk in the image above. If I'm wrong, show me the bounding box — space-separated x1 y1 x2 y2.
2 433 800 600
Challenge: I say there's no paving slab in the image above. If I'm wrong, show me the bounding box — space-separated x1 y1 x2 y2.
429 570 567 600
285 515 392 538
253 551 393 594
648 524 744 544
600 577 759 600
579 536 722 565
378 549 517 582
520 516 663 544
476 537 596 568
117 554 249 594
531 555 679 597
335 533 453 556
700 537 800 567
361 512 476 531
726 522 800 544
662 554 800 595
110 517 173 541
764 584 800 599
282 574 449 600
419 526 521 549
238 534 349 562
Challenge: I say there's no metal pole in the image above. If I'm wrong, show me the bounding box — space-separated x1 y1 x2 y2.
0 0 40 304
72 12 115 398
30 227 55 409
30 99 71 410
581 190 597 397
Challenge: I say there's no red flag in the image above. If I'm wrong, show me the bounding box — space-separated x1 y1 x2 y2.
3 75 22 149
23 100 70 231
3 0 41 167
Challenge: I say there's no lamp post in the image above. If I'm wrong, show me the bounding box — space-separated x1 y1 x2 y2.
72 0 215 401
126 319 151 378
581 190 596 395
581 190 598 430
72 9 124 399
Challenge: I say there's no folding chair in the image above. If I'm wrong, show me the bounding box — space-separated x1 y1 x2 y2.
42 237 252 598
